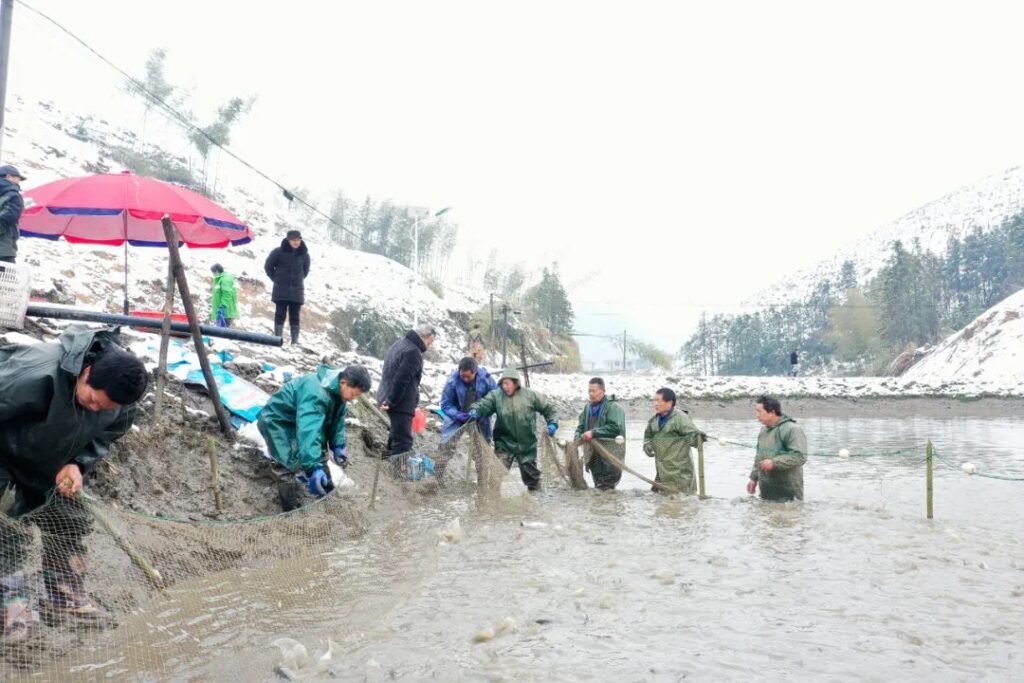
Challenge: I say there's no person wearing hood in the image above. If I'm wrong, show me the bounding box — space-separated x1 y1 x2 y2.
209 263 239 328
468 367 558 492
746 395 808 501
263 229 311 344
642 387 700 494
0 326 148 641
377 324 436 459
257 365 372 511
574 377 627 490
0 164 27 263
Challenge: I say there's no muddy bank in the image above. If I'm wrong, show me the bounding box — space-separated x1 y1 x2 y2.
617 395 1024 419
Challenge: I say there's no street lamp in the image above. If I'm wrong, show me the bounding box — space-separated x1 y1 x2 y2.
409 206 451 327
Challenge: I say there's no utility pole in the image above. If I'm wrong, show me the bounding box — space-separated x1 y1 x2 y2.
501 303 510 368
622 329 627 371
0 0 14 160
489 293 495 350
412 212 419 328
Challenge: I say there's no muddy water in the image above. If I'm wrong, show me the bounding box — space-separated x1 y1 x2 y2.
39 418 1024 681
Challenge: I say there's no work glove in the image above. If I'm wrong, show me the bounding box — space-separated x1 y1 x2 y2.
467 410 480 421
454 411 470 424
332 446 348 468
306 467 335 497
546 422 558 437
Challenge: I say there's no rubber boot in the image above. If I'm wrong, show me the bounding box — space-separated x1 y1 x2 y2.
290 326 300 345
41 559 111 627
273 323 284 338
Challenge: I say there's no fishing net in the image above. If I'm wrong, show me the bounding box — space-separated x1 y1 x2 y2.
0 409 529 681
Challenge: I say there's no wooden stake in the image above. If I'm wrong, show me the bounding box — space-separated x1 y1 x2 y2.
153 260 175 424
207 436 223 513
697 433 707 499
79 494 165 592
358 394 392 430
926 439 934 519
160 216 233 437
368 452 384 510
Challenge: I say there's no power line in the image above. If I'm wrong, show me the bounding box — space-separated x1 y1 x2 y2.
15 0 401 254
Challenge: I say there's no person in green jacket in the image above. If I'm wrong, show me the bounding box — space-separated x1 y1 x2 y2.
210 263 240 328
642 387 700 494
0 326 148 641
257 365 371 511
574 377 626 490
468 367 558 492
747 395 808 501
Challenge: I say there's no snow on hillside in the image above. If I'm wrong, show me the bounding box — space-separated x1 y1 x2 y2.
753 167 1024 305
2 94 486 360
902 288 1024 386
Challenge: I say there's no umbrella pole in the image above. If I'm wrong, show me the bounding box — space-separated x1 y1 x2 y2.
160 216 234 437
153 259 175 424
123 214 130 315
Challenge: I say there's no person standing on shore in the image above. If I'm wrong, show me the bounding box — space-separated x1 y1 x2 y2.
264 229 310 345
746 395 808 501
377 324 436 459
574 377 626 490
789 349 800 377
209 263 239 328
0 165 27 264
642 387 700 494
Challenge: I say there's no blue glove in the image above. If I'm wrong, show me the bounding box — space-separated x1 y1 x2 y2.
468 410 480 421
454 411 470 424
332 446 348 468
547 422 558 437
306 467 334 497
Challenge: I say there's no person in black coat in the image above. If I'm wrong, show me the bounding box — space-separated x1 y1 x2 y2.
377 324 437 457
264 229 311 344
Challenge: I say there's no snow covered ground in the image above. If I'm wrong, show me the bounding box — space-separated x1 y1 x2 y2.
2 94 485 362
902 288 1024 388
3 95 1023 402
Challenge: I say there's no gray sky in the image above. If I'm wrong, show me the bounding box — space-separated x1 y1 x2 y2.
9 0 1024 362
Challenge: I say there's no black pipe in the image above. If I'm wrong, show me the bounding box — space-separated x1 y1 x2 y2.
26 305 283 347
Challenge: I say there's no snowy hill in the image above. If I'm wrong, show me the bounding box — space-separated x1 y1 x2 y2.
752 167 1024 305
1 94 486 361
902 288 1024 387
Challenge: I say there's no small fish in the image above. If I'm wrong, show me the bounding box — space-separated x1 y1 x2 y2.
520 521 548 529
473 627 496 643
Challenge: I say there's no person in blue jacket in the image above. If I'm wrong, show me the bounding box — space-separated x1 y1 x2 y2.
437 357 497 477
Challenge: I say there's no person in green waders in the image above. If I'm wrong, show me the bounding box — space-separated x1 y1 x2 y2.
746 395 807 502
574 377 626 490
257 365 371 511
468 367 558 492
209 263 239 328
642 387 700 494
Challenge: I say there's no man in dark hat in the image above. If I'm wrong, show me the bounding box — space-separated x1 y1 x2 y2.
264 229 310 344
0 165 27 264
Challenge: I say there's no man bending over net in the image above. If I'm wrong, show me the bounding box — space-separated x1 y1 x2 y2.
257 365 371 511
0 326 147 643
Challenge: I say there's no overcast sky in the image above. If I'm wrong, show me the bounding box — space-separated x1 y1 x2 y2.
8 0 1024 363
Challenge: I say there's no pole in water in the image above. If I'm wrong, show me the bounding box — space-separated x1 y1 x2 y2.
368 453 384 510
697 433 706 499
208 436 223 513
926 439 934 519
